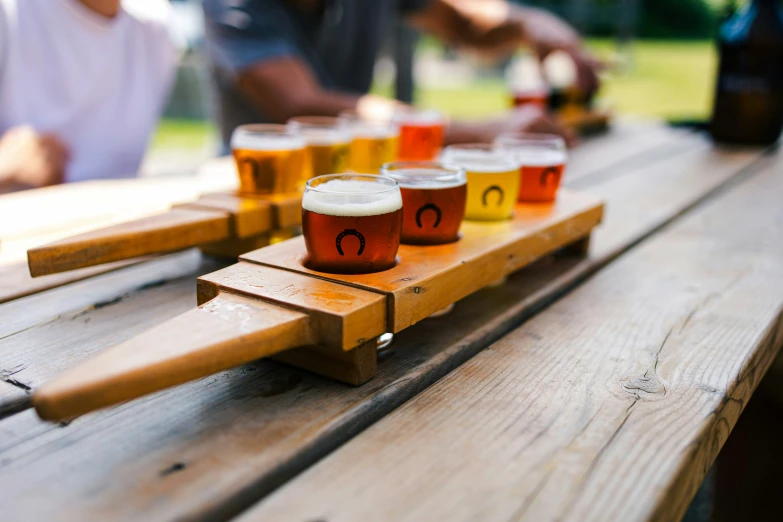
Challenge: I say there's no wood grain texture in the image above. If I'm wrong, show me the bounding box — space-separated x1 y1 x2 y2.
242 190 604 331
0 259 144 304
243 156 783 522
198 262 387 349
0 126 769 522
176 194 272 239
27 208 231 277
33 293 312 421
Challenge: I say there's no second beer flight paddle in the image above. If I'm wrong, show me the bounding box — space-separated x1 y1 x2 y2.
15 112 605 422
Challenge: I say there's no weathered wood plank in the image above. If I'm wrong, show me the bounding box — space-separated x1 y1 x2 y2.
0 134 768 521
243 156 783 522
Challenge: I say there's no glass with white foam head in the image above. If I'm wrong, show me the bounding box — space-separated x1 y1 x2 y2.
394 109 446 161
230 124 309 195
441 143 521 221
381 161 467 245
339 111 400 173
287 116 352 176
302 174 402 274
494 133 567 203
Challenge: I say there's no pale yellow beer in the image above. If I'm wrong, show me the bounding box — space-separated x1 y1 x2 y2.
442 144 520 221
339 111 399 173
288 116 351 177
230 124 310 195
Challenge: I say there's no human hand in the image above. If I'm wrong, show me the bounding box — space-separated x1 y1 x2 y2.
0 126 69 188
517 7 602 95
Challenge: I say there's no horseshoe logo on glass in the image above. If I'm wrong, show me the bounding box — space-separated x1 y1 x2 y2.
239 157 276 191
540 166 560 187
482 185 505 207
336 229 366 256
415 203 442 229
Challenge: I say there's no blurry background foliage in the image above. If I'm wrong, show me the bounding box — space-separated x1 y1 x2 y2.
153 0 728 154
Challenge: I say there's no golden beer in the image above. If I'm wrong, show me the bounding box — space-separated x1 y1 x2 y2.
442 144 520 221
230 124 310 195
339 111 400 173
288 116 351 177
302 174 402 274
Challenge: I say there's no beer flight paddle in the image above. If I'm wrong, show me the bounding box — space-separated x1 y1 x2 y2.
24 180 603 422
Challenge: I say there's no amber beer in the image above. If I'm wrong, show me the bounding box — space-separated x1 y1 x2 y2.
302 174 402 274
231 124 310 195
494 133 567 203
510 87 549 109
442 144 520 221
396 110 445 161
339 111 399 173
382 162 467 245
288 116 351 177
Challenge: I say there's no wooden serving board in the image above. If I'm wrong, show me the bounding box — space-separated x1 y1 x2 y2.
27 189 603 422
26 192 302 277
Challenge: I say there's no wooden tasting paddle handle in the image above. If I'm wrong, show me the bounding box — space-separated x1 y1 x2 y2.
27 208 233 277
32 293 312 422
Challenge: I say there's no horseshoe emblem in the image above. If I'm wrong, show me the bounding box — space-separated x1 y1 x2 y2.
415 203 442 229
239 157 276 191
482 185 505 207
336 229 365 256
540 166 560 187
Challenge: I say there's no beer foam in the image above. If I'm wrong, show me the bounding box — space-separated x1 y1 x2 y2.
303 179 402 217
231 132 306 151
443 151 520 173
390 169 465 189
395 110 444 126
512 149 567 167
351 125 399 140
299 129 351 146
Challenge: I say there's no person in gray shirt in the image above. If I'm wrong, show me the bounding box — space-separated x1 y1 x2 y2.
203 0 600 149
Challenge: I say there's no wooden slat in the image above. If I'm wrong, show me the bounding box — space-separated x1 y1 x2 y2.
0 259 144 304
0 131 768 521
242 190 604 331
244 155 783 522
26 208 231 277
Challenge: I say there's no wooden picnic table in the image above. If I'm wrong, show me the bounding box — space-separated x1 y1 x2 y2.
0 118 781 522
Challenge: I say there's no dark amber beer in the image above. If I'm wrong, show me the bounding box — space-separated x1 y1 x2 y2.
288 116 351 177
711 0 783 145
302 174 402 274
231 124 310 195
396 110 445 161
381 162 467 245
510 87 549 109
494 133 567 203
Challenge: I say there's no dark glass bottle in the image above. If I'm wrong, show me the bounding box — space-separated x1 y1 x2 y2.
710 0 783 145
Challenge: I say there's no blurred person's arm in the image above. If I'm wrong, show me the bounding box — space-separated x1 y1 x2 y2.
407 0 600 94
206 0 572 144
0 126 69 192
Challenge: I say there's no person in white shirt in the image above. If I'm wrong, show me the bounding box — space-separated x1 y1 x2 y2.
0 0 176 191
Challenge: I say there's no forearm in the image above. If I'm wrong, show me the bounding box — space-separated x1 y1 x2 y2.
409 0 528 57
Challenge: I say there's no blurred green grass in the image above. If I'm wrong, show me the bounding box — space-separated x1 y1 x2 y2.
152 39 716 150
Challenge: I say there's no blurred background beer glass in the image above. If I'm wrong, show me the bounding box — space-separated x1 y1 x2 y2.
381 162 466 245
302 174 402 274
339 111 400 174
230 124 310 195
395 109 446 161
441 144 520 221
494 133 567 203
287 116 352 177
